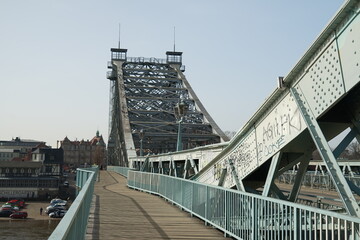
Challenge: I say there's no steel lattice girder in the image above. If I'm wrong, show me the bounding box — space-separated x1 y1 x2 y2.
119 60 223 154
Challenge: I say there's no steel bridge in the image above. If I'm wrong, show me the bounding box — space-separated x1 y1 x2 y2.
108 0 360 216
50 0 360 239
106 48 229 167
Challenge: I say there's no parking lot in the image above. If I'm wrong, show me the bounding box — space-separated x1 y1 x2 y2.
0 201 62 220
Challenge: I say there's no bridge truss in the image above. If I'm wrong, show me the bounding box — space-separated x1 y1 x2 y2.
107 50 228 167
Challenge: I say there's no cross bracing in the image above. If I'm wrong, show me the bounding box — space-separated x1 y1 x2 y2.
107 51 228 164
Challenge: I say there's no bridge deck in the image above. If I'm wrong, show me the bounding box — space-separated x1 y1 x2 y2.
86 171 231 239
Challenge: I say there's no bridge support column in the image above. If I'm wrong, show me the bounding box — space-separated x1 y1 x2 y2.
189 158 198 174
228 158 245 191
183 157 199 179
291 87 360 217
288 153 311 202
169 158 177 177
140 157 150 172
218 168 227 187
183 159 190 179
262 151 282 197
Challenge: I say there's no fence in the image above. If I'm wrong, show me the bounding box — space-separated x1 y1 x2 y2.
124 170 360 240
107 166 132 177
48 167 98 240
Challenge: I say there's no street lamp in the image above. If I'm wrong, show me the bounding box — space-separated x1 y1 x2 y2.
133 129 145 157
174 99 187 151
139 129 144 157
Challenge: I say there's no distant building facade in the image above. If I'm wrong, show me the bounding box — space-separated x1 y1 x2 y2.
0 149 20 161
60 131 106 168
0 137 63 199
0 137 46 161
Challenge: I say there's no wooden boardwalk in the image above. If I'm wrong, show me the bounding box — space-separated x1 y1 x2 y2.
86 171 231 240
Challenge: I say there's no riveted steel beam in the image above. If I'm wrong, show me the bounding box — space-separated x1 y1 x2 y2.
291 87 360 217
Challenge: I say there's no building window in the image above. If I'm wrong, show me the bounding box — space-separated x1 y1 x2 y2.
6 168 9 173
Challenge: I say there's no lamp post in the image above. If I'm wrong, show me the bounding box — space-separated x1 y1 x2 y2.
174 99 187 151
139 129 144 157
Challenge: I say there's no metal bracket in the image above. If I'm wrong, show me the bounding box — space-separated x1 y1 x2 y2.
291 87 360 217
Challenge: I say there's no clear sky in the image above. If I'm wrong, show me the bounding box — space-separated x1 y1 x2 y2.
0 0 344 148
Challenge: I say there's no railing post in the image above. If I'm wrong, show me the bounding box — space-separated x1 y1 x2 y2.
149 172 152 192
294 207 299 240
251 197 257 239
224 190 227 237
191 181 194 216
205 185 208 225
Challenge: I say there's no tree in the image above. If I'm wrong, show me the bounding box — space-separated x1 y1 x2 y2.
346 141 360 159
224 131 237 140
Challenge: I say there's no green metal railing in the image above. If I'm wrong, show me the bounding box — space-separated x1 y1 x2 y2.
107 166 131 177
48 167 98 240
126 170 360 240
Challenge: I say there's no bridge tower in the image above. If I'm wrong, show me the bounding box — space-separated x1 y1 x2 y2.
107 48 228 166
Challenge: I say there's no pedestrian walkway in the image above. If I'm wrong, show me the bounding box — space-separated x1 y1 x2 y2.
86 171 231 239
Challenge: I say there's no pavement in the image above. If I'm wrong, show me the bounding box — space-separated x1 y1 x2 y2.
86 170 232 240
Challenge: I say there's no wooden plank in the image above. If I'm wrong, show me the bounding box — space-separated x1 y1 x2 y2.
86 171 231 240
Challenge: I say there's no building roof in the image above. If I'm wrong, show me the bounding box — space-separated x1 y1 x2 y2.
60 131 106 147
0 137 47 148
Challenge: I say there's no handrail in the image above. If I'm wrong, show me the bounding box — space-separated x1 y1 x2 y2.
107 166 132 177
48 167 98 240
126 170 360 239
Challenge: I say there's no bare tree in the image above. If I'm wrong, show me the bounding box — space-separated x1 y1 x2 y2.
224 131 237 140
346 141 360 159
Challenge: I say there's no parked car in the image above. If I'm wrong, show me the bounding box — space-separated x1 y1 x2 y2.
46 206 66 215
0 210 14 217
50 198 67 206
7 199 25 208
1 204 18 211
3 203 19 211
49 210 67 218
10 211 27 219
47 203 66 211
0 207 13 212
